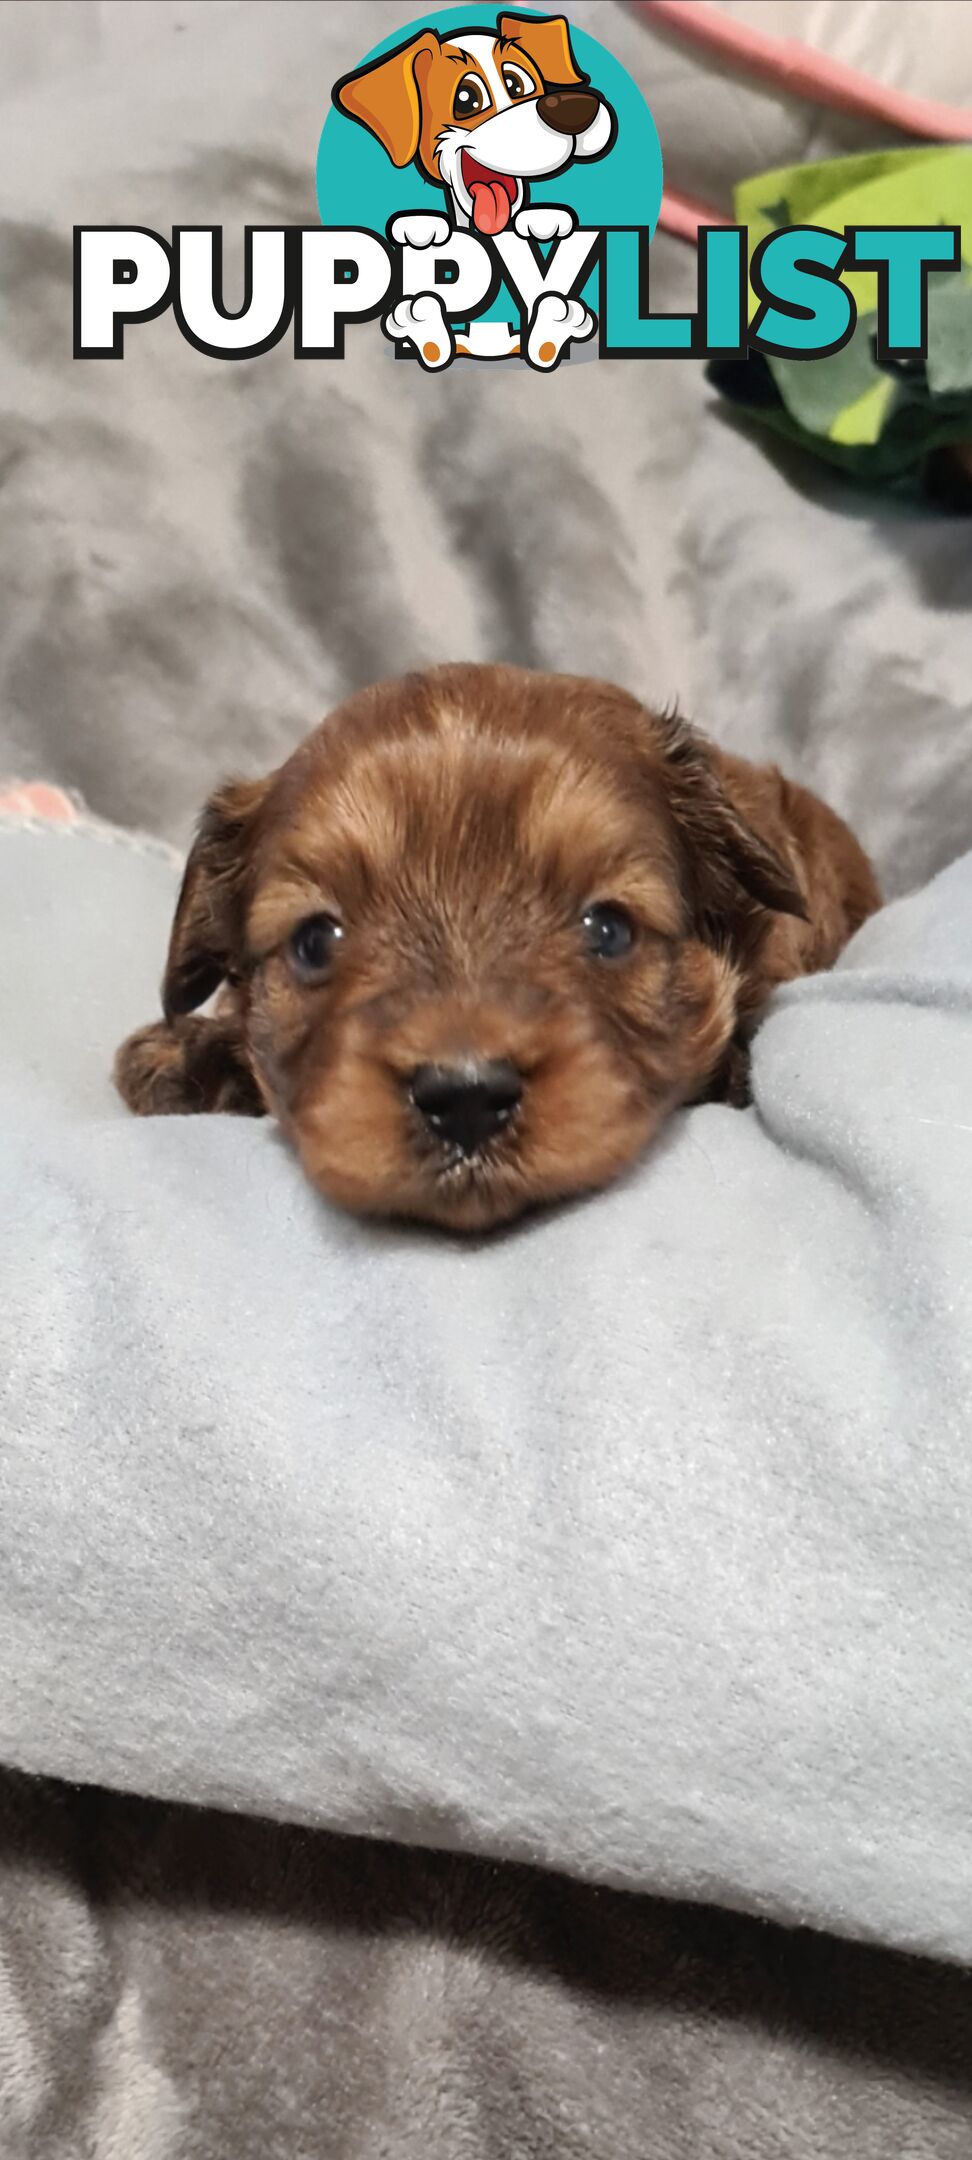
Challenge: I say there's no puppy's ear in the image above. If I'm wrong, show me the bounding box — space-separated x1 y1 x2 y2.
499 14 585 86
332 32 440 166
162 777 268 1020
656 711 807 928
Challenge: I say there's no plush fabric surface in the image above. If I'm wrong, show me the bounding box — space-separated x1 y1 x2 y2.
4 1768 972 2160
2 808 971 1967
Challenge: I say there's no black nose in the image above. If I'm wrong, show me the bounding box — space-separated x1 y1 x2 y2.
409 1059 522 1156
537 88 600 135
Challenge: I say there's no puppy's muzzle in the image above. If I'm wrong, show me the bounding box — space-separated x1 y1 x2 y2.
410 1057 522 1157
536 88 601 135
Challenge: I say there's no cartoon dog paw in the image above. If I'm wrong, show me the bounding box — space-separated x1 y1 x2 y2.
388 213 451 250
513 205 576 242
526 293 595 370
382 293 454 370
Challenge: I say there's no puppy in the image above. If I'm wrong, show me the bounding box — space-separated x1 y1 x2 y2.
115 664 880 1232
334 13 613 365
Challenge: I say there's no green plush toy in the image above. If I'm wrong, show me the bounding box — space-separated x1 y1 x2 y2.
708 146 972 501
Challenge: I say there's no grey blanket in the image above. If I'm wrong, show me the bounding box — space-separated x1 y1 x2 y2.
3 1770 972 2160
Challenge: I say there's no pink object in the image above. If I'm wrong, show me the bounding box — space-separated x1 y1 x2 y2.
0 782 81 825
659 184 730 239
642 0 972 240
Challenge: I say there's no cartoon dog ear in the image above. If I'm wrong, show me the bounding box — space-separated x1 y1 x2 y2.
656 710 808 928
162 777 269 1019
499 13 586 86
332 31 441 167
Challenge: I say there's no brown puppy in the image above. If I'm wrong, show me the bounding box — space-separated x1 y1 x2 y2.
115 664 880 1231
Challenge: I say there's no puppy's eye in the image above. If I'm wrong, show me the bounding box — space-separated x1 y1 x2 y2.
289 913 344 978
580 902 636 960
454 73 487 118
502 66 531 99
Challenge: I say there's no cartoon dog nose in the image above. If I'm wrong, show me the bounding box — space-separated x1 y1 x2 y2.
410 1059 522 1155
537 88 601 135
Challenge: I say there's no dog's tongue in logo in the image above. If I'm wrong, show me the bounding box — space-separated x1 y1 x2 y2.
462 151 517 236
470 178 511 234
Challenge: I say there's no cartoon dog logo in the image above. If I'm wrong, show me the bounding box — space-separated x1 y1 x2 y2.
333 11 616 365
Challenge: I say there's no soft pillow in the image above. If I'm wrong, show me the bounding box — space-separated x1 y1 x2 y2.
1 802 971 1965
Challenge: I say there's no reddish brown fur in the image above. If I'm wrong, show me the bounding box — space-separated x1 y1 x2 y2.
114 664 880 1231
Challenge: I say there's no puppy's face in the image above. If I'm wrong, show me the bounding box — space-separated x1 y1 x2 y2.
163 666 803 1231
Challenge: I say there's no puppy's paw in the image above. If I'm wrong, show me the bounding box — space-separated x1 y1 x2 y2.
114 1018 265 1118
388 212 451 250
382 292 454 369
513 204 575 241
526 292 595 370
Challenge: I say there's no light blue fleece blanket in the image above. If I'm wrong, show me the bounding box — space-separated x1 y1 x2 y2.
0 806 970 1964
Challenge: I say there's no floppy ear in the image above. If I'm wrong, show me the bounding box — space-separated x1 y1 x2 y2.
162 777 268 1020
499 13 585 86
332 31 440 166
656 711 808 928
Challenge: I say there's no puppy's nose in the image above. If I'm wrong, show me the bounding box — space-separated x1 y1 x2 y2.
537 88 601 135
410 1059 522 1156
